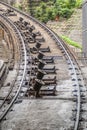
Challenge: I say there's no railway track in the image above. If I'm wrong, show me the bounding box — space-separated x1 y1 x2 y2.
0 1 86 130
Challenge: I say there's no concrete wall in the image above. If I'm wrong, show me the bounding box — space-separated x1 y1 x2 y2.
82 1 87 57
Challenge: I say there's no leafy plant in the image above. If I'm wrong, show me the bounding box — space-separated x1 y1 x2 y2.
76 0 83 8
60 8 74 18
14 0 83 23
61 35 82 49
13 3 22 10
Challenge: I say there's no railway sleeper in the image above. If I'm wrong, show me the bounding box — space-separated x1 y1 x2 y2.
14 99 22 104
32 46 51 53
14 21 23 27
31 33 39 39
16 22 28 30
31 52 45 62
8 12 17 16
33 57 54 64
37 51 44 59
33 79 45 97
36 37 45 42
22 33 35 41
26 85 56 97
23 21 28 26
39 46 50 52
34 31 41 36
43 80 57 85
30 75 57 84
3 12 16 16
19 17 24 22
23 32 34 39
23 31 41 39
30 68 42 75
35 42 43 49
40 86 56 96
43 56 54 60
29 79 56 97
44 59 54 63
38 60 46 69
32 64 56 74
43 66 56 71
24 38 35 43
20 24 28 30
36 74 57 85
43 76 56 81
23 25 35 32
22 31 31 37
28 25 35 32
0 97 10 101
37 69 46 80
43 69 56 74
8 62 14 70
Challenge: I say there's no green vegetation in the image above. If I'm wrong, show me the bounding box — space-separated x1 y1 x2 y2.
34 0 83 23
13 0 29 11
61 35 82 49
76 0 83 8
13 3 22 10
13 0 83 23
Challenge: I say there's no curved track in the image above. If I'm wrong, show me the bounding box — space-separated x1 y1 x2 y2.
0 13 30 121
0 1 86 130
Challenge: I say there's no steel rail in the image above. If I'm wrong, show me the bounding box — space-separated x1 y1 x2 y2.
22 13 81 130
38 21 81 130
0 2 83 129
0 20 18 72
0 18 22 109
26 10 81 130
0 14 27 122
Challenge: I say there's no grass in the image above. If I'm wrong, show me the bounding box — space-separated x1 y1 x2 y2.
61 35 82 50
